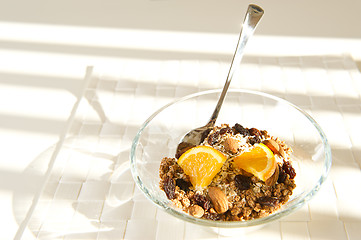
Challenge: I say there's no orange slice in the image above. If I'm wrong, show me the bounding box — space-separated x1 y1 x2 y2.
233 143 277 182
177 146 227 189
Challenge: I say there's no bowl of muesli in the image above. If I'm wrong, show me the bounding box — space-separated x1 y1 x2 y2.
130 89 331 229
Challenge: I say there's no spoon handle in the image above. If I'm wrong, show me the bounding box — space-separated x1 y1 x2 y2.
208 4 264 126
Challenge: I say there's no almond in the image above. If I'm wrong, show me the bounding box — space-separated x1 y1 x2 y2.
188 205 204 218
265 164 279 186
262 139 279 152
223 137 239 154
278 146 286 158
262 139 285 158
207 187 229 214
238 169 254 177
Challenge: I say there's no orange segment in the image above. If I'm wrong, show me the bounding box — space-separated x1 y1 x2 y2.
177 146 227 189
233 143 277 182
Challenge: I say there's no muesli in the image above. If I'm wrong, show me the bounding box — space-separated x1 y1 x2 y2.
159 123 296 221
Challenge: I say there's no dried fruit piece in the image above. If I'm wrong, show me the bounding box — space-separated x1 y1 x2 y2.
194 194 211 211
177 146 227 189
219 127 232 135
234 123 250 136
163 177 176 199
257 196 279 207
249 137 260 145
248 128 261 145
207 131 220 146
207 187 229 214
188 205 204 218
282 160 296 179
233 143 277 182
249 128 261 137
176 179 191 192
234 174 252 191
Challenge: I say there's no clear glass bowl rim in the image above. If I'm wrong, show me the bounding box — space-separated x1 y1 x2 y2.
130 88 332 228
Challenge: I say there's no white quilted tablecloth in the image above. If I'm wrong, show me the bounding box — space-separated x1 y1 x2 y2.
20 55 361 239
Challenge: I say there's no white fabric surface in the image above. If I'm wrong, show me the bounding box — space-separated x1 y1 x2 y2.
19 55 361 239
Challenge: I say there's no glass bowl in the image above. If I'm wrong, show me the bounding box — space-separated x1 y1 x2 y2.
130 89 331 229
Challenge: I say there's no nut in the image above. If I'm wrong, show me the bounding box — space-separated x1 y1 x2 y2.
262 139 285 158
223 137 239 154
181 197 190 208
262 139 279 153
188 205 204 218
238 169 253 177
278 146 285 158
209 208 216 214
207 187 229 214
265 164 279 186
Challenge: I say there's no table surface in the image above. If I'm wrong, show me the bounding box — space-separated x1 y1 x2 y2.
15 55 361 240
1 1 361 240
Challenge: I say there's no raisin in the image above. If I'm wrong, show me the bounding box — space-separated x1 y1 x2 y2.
277 165 287 183
194 194 211 211
207 131 220 146
176 179 191 192
204 200 211 211
282 160 296 179
257 196 279 207
249 128 261 137
248 128 261 145
260 130 268 137
219 127 232 135
234 123 249 136
163 177 176 199
248 136 261 145
234 174 251 191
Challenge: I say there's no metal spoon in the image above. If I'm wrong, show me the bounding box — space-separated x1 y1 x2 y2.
175 4 264 158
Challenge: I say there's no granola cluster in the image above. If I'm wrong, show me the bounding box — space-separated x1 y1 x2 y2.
159 123 296 221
